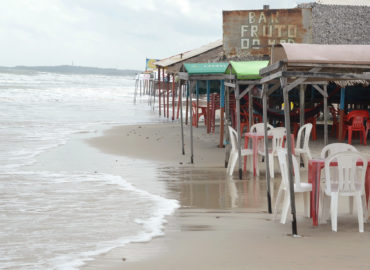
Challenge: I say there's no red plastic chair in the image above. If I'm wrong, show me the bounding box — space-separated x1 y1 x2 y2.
342 110 369 144
191 101 206 127
366 120 370 140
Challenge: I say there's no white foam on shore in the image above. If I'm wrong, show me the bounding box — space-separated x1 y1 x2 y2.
0 171 179 270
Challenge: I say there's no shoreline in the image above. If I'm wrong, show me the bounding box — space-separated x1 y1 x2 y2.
81 121 370 270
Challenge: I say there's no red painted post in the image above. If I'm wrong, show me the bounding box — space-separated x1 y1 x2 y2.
172 74 175 120
162 69 166 117
167 74 170 118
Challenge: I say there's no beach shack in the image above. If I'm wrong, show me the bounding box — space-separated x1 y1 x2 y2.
223 61 269 178
154 40 223 121
177 62 228 163
259 43 370 235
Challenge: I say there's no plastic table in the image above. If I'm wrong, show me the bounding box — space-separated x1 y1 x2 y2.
308 158 370 226
244 132 295 176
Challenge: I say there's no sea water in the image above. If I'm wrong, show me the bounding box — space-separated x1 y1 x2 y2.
0 70 179 269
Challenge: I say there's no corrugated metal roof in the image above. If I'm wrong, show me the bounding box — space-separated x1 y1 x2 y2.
183 62 228 75
227 61 269 80
316 0 370 6
154 40 223 68
272 43 370 65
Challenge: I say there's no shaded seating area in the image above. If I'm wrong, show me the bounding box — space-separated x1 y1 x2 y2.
259 43 370 234
223 60 269 179
178 62 229 163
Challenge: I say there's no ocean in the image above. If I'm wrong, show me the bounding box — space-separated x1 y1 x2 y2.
0 70 179 269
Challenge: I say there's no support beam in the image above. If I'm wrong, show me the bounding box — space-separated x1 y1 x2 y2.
312 84 328 98
219 80 225 148
262 84 272 214
235 84 242 180
299 85 305 128
158 68 161 116
239 84 254 100
180 83 185 155
323 84 328 146
225 86 231 168
281 76 298 236
189 81 194 164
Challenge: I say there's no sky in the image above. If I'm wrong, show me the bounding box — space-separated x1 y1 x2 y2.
0 0 314 70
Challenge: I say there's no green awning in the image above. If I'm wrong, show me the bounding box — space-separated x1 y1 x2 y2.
227 61 269 80
183 62 229 75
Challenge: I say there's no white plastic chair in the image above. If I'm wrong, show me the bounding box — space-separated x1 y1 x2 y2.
320 143 358 159
259 127 286 178
319 143 358 219
274 149 312 223
227 126 253 176
250 123 274 134
249 123 274 176
295 123 312 169
321 151 367 232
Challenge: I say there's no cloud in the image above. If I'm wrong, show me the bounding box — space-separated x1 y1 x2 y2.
0 0 305 69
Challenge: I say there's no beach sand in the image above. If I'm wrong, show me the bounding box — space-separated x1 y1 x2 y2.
62 122 370 270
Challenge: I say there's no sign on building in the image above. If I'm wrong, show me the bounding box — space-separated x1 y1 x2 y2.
146 58 160 71
223 8 312 58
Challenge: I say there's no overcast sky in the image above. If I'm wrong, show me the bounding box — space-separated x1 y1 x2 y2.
0 0 312 70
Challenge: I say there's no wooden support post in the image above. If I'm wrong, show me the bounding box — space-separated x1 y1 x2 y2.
225 85 231 168
176 83 181 119
172 74 175 120
190 81 194 164
339 87 345 140
152 79 156 111
162 69 166 117
299 85 305 128
249 90 253 128
206 80 211 133
262 84 272 213
323 84 328 146
167 74 170 118
281 76 298 236
236 84 242 180
158 68 161 116
196 81 199 127
180 82 185 155
219 80 225 148
185 83 189 125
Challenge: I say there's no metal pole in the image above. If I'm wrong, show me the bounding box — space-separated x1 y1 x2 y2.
162 69 166 117
299 85 305 128
262 84 272 213
281 77 298 236
249 90 253 128
324 84 328 146
190 81 194 164
206 80 211 133
158 68 161 116
236 84 242 179
180 82 185 155
172 74 175 120
225 85 231 168
219 80 225 148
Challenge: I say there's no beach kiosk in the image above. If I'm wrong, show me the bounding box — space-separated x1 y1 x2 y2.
223 61 270 180
178 62 228 163
259 43 370 235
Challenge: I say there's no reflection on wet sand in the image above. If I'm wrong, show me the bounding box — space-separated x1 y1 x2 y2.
157 166 283 212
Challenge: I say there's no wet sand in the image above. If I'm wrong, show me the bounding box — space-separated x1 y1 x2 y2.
81 122 370 270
